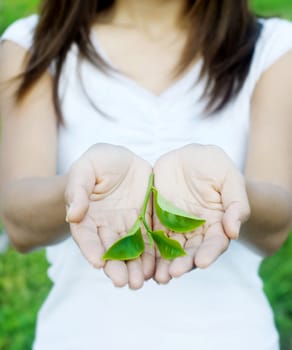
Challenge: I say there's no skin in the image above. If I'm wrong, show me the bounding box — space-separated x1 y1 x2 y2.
1 0 292 289
93 0 192 95
66 144 154 289
153 145 250 283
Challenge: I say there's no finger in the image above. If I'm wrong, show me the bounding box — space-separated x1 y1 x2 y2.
221 171 250 238
169 234 203 278
127 258 144 290
65 160 95 223
195 222 230 269
99 225 128 287
141 244 155 280
70 222 105 268
222 202 242 239
154 257 172 284
104 260 128 288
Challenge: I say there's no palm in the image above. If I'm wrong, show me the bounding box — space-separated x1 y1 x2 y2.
66 144 153 289
153 144 250 283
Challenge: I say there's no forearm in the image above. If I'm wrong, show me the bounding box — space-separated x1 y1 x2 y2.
241 179 292 255
0 175 69 252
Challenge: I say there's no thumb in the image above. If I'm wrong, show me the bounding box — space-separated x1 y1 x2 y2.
221 170 250 239
65 160 95 223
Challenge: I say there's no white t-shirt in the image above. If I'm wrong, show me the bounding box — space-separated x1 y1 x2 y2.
2 14 292 350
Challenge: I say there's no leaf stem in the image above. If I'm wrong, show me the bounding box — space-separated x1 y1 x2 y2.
141 173 154 219
140 173 154 247
139 215 151 235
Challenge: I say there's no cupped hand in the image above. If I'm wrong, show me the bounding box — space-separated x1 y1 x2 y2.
65 143 153 289
153 144 250 284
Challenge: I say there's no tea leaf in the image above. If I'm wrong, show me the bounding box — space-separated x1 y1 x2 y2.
103 219 144 261
153 187 205 233
151 230 187 260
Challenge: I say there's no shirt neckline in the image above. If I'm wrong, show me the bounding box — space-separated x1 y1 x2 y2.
90 31 202 103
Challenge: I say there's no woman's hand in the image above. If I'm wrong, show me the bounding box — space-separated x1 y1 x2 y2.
153 144 250 284
65 144 153 289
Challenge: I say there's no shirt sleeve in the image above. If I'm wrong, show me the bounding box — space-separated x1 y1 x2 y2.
247 17 292 96
1 15 38 50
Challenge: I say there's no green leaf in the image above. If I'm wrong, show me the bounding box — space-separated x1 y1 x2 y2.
151 230 187 260
103 219 144 261
152 187 206 233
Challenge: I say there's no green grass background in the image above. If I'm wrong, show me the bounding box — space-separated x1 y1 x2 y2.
0 0 292 349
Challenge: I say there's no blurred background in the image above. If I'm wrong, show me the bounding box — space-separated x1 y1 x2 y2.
0 0 292 349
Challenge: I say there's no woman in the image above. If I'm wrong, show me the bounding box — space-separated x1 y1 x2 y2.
1 0 292 349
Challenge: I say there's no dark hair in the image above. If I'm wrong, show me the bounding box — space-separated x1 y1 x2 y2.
17 0 262 122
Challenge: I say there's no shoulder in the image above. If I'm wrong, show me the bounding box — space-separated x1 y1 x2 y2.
256 17 292 78
0 15 39 80
1 14 39 51
251 18 292 112
260 17 292 33
256 17 292 58
260 17 292 36
246 17 292 96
